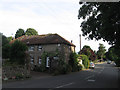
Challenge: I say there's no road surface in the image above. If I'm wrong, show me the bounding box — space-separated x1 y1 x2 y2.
2 62 119 89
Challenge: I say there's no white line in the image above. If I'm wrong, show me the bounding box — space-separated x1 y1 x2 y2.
55 82 74 88
87 80 95 82
85 75 94 80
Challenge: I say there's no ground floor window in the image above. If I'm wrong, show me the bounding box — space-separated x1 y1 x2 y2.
38 57 42 64
30 56 34 64
46 57 50 67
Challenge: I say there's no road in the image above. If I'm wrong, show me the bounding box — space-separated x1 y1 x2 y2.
2 62 119 89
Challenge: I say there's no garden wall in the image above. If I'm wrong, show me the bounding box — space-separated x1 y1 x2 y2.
2 65 30 80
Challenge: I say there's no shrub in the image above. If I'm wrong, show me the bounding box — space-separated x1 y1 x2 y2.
10 40 28 65
80 55 90 69
69 52 79 72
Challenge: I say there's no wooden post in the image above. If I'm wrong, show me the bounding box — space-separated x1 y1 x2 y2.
79 34 81 52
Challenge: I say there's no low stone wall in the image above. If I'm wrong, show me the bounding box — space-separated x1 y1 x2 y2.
2 65 30 80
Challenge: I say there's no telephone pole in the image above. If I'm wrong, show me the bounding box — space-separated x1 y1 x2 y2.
79 34 81 52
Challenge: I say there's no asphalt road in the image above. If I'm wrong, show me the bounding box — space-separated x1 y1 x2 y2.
2 62 119 88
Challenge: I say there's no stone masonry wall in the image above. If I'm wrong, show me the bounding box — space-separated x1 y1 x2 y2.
2 65 30 80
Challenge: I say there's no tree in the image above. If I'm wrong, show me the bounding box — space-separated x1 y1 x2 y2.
106 46 120 66
97 43 106 61
25 28 38 36
2 34 11 59
80 45 97 61
78 2 120 65
10 40 28 64
15 28 25 39
2 34 9 46
7 36 13 42
78 2 120 47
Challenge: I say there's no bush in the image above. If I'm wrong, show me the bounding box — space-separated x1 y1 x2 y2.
53 60 72 75
69 52 79 72
10 40 28 65
78 64 84 70
80 55 90 69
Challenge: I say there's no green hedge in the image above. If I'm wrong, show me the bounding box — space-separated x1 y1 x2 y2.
80 55 90 69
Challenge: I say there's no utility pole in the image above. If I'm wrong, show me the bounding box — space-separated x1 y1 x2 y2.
79 34 81 52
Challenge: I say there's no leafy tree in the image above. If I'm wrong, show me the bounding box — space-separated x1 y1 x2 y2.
25 28 38 36
78 2 120 64
106 46 120 66
2 34 9 46
2 44 11 59
15 28 25 39
10 40 28 64
2 34 10 59
78 2 120 47
7 36 13 42
97 43 106 61
80 45 97 61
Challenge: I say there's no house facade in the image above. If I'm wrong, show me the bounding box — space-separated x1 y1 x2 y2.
10 34 75 69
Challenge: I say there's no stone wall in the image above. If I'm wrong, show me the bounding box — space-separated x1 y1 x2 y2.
2 65 30 80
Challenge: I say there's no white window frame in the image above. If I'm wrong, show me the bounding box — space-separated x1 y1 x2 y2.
30 56 34 64
46 57 50 67
38 58 42 64
29 46 34 51
38 45 42 51
58 44 61 47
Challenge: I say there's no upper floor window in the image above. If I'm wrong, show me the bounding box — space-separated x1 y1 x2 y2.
58 44 60 47
38 45 42 51
29 46 34 51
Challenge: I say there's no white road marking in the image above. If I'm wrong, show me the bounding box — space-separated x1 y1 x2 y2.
87 80 95 82
55 82 74 88
85 75 94 80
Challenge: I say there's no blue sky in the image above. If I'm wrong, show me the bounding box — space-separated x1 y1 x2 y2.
0 0 111 52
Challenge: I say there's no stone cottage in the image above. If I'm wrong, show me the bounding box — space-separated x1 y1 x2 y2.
10 34 76 69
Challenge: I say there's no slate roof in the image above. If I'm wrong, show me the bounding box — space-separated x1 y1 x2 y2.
10 34 75 46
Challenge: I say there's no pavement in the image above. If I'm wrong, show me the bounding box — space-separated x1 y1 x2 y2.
30 71 52 79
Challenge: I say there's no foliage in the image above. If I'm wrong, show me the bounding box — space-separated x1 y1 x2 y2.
2 34 10 59
106 46 120 66
15 28 25 39
53 60 72 75
41 52 47 72
7 36 13 42
2 44 11 59
78 2 120 46
69 52 79 72
80 55 90 69
2 34 9 46
97 43 106 60
78 2 120 64
25 28 38 36
80 45 97 61
10 40 28 65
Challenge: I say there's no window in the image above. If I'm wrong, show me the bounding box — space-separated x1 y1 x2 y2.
46 57 50 67
58 44 60 47
38 57 42 64
38 45 42 51
29 46 34 51
30 56 34 64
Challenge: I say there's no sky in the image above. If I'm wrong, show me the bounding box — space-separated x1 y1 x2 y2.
0 0 111 52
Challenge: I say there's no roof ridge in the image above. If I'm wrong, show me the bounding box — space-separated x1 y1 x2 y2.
10 33 75 46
